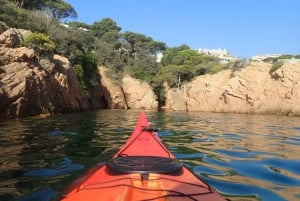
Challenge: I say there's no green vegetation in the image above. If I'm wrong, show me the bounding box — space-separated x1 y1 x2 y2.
21 32 56 53
264 54 300 63
269 61 284 74
7 0 77 20
0 0 249 106
155 46 242 88
264 54 300 77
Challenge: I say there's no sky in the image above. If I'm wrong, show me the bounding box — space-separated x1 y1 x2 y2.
65 0 300 58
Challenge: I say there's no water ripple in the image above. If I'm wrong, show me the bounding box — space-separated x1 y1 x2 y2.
24 158 84 177
0 110 300 201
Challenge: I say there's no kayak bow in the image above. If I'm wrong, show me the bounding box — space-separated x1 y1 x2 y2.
61 112 226 201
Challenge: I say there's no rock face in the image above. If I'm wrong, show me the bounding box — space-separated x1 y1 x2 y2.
0 27 156 119
165 62 300 116
98 67 158 110
0 28 87 118
122 74 158 109
1 26 299 118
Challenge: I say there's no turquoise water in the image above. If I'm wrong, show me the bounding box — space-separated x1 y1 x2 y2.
0 110 300 201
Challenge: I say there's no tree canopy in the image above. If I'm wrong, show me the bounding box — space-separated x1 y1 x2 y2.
0 0 248 106
91 18 121 38
8 0 77 19
155 47 224 88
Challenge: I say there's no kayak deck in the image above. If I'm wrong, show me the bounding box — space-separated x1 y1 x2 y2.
61 112 227 201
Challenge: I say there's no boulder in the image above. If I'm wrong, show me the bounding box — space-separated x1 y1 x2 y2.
122 75 158 110
0 28 31 48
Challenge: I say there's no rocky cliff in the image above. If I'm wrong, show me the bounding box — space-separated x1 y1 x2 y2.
1 26 299 118
98 67 158 110
165 62 300 116
0 28 88 118
0 27 158 118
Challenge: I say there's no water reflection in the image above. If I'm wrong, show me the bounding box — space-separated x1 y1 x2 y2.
24 158 84 177
0 110 299 201
155 111 300 201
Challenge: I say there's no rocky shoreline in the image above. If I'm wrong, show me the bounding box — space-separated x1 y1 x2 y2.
165 62 300 116
1 28 299 118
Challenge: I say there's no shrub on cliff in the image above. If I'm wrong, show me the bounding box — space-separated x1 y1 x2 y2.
21 32 56 55
269 61 284 79
73 64 88 93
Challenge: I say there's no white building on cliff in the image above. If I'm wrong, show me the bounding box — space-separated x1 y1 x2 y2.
156 48 239 63
198 48 238 63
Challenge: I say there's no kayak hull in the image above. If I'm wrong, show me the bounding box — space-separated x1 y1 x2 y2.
61 112 226 201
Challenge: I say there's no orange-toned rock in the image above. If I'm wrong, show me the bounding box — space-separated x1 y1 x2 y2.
98 67 158 110
122 75 158 110
98 67 128 109
165 62 300 116
0 29 88 118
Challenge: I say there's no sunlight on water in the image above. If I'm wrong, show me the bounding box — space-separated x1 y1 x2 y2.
153 111 300 201
0 110 300 201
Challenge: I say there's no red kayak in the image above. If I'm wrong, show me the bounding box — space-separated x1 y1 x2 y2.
61 112 227 201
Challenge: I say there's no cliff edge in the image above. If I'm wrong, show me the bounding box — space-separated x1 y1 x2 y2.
165 62 300 116
0 28 88 118
1 27 299 118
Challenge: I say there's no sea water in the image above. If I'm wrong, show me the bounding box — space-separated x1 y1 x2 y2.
0 110 299 201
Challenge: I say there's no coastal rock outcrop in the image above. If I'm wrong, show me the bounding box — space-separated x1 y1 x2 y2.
1 26 299 118
165 62 300 116
98 67 127 109
122 74 158 110
0 28 87 118
98 67 158 110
